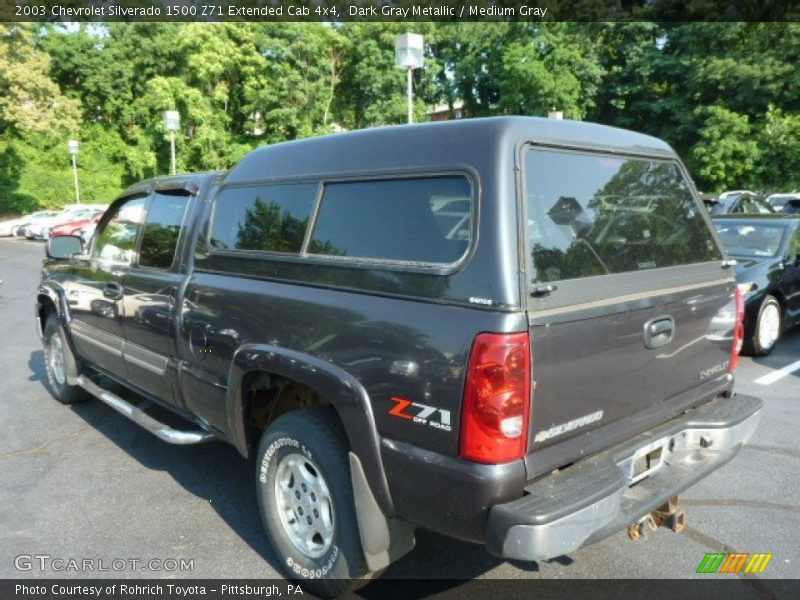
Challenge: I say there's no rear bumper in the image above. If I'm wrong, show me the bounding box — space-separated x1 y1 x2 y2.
485 393 762 561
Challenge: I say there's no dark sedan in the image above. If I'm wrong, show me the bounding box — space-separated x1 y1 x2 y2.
713 215 800 355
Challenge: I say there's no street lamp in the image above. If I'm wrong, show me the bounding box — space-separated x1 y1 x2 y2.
163 110 180 175
67 140 81 205
395 33 424 124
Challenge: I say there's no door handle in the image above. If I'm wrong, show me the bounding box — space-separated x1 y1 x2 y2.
644 316 675 349
103 282 124 300
189 323 210 361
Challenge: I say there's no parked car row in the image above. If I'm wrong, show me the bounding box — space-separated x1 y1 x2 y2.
702 189 800 216
0 210 60 237
0 205 106 241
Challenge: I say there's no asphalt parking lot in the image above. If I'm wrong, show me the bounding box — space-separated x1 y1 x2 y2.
1 237 797 592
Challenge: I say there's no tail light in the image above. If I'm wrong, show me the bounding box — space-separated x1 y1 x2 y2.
460 332 531 464
729 286 745 373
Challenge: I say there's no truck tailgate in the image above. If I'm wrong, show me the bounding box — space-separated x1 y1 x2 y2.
525 280 736 479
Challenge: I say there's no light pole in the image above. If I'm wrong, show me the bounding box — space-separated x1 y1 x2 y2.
67 140 81 205
163 110 180 175
394 33 424 124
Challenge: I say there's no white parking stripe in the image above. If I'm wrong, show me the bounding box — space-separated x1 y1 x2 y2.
754 359 800 385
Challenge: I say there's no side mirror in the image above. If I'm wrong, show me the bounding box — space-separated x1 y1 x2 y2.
46 235 84 260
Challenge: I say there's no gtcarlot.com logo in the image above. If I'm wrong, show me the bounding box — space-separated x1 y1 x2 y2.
696 552 773 574
14 554 194 572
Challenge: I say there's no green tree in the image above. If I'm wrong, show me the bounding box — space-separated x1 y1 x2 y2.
690 106 761 191
0 24 81 137
758 106 800 191
251 23 349 140
497 24 604 119
336 23 440 128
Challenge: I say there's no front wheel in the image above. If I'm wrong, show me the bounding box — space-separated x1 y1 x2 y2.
256 408 373 597
750 295 782 356
43 313 88 404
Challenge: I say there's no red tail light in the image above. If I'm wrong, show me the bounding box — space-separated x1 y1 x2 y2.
729 286 745 373
460 332 531 464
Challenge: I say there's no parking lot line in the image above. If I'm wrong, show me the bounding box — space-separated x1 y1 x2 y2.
754 358 800 386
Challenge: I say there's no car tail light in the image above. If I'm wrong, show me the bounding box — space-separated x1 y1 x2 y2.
460 332 531 464
729 286 745 373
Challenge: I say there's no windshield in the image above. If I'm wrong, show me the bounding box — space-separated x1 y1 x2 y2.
713 222 786 258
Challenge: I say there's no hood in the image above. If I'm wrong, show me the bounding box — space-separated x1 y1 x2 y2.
733 257 763 275
732 255 780 292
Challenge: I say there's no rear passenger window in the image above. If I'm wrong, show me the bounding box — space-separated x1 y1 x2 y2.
139 191 190 269
525 149 722 283
210 183 317 253
308 177 472 264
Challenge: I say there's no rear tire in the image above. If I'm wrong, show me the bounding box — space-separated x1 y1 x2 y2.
255 407 373 598
749 295 782 356
43 313 88 404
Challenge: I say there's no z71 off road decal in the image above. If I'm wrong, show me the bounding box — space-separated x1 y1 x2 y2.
388 397 452 432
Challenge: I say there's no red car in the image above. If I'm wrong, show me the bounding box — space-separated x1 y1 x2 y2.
49 213 102 238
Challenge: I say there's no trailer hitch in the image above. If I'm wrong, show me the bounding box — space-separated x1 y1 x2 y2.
627 496 687 541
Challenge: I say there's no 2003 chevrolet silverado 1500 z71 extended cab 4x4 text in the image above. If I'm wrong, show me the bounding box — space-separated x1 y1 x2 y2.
37 117 761 597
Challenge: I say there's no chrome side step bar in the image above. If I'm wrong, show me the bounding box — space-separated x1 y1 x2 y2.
77 375 216 445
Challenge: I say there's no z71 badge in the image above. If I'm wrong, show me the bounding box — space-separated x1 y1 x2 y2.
388 397 452 432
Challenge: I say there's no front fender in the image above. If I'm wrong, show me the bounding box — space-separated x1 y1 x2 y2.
227 343 394 515
37 283 72 329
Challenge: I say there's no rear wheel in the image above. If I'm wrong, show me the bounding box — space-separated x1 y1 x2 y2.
751 295 781 356
43 313 88 404
256 408 373 597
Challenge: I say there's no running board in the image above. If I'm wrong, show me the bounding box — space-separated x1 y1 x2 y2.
77 375 216 445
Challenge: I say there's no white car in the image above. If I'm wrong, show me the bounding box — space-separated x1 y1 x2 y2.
765 192 800 210
0 211 59 237
717 189 758 201
24 206 106 240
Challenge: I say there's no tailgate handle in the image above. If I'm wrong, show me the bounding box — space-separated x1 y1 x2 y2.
644 316 675 349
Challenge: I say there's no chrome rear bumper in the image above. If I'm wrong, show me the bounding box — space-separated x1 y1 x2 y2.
486 394 762 561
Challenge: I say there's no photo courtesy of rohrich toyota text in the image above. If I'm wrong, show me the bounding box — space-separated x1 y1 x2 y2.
1 1 799 599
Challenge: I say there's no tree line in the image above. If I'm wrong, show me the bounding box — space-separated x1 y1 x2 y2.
0 22 798 214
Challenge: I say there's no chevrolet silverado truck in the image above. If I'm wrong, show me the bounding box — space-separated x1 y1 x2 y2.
37 117 761 596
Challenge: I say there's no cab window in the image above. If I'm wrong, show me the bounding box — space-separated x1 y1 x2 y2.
92 195 147 265
138 191 190 269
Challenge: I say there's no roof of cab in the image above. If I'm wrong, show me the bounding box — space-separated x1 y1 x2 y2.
225 117 676 184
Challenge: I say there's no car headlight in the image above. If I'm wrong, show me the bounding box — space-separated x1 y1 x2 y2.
737 282 757 295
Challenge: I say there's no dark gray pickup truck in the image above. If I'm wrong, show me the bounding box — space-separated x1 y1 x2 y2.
37 117 761 596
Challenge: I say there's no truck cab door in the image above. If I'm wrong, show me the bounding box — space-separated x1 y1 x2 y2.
120 189 193 406
67 195 148 379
